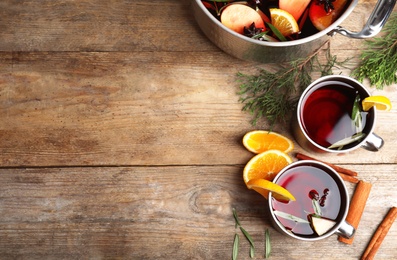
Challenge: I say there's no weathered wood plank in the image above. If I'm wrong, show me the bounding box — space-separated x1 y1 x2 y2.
0 0 215 52
0 166 395 259
1 50 397 167
0 51 252 166
0 0 396 259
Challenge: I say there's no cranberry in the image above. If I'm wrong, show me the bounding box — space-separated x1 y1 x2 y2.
319 188 329 207
319 196 326 207
309 189 319 200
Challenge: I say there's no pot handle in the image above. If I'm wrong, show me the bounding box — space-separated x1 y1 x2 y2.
331 0 396 39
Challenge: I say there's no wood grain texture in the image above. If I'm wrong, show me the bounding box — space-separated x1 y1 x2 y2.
0 51 258 166
0 0 396 259
1 50 397 166
0 0 214 52
0 166 395 259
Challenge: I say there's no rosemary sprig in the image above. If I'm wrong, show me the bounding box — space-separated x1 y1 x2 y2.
232 208 255 259
237 41 347 126
326 94 366 150
352 94 363 133
232 208 241 228
233 233 239 260
328 132 366 149
232 209 273 258
240 226 255 258
265 229 271 259
273 210 310 223
352 13 397 89
312 198 322 216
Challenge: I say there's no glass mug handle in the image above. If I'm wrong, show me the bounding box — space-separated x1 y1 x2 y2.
335 220 355 239
361 133 384 152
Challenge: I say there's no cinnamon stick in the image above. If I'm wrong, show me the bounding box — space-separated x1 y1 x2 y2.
339 181 372 244
339 172 360 184
296 153 358 177
361 207 397 260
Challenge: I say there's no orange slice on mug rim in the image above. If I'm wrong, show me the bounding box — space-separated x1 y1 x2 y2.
243 149 293 184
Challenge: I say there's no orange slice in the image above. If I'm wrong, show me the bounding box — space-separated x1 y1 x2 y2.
243 130 294 154
362 96 392 111
243 150 292 184
247 178 296 201
269 8 300 36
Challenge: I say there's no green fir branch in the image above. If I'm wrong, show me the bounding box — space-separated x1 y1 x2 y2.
237 41 346 126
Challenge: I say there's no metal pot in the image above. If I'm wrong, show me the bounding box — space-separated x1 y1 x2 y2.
192 0 396 63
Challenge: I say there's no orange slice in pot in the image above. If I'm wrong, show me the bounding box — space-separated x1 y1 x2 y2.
269 8 300 36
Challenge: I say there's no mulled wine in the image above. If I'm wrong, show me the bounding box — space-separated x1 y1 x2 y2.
271 163 346 238
300 81 373 150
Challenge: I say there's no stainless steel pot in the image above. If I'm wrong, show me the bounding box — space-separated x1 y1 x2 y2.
192 0 396 63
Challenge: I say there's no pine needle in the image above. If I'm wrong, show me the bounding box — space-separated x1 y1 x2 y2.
352 13 397 89
237 41 346 126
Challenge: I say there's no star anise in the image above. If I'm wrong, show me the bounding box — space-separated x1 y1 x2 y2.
316 0 336 13
243 22 264 38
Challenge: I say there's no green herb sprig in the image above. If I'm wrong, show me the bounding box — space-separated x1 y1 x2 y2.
328 132 366 150
328 94 366 150
264 229 271 259
232 208 255 259
312 199 322 216
273 210 310 223
237 41 347 126
232 208 273 259
352 13 397 89
233 233 239 260
352 94 363 133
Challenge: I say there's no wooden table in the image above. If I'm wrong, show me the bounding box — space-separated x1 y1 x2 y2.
0 1 396 259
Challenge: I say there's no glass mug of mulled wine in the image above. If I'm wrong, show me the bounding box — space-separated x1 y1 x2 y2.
292 75 384 153
267 160 355 241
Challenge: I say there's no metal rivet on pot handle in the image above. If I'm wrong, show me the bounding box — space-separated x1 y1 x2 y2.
331 0 396 39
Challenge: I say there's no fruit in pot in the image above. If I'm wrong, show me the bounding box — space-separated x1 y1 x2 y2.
269 8 300 37
279 0 312 22
221 4 265 34
309 0 349 31
256 8 271 24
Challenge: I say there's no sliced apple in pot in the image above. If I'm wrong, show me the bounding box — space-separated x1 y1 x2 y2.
221 4 265 35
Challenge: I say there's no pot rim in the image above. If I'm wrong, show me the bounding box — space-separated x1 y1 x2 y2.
194 0 359 47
